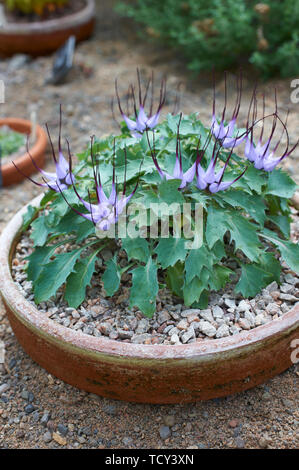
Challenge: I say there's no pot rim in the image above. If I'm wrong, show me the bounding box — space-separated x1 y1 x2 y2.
0 194 298 361
0 118 47 173
0 0 95 35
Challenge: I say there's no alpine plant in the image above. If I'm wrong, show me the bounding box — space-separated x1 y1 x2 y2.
21 72 299 316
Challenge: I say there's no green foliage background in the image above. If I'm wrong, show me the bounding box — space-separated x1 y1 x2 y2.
116 0 299 78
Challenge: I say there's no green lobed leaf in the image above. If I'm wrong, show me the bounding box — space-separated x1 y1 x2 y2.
260 228 299 274
102 256 121 297
33 247 85 304
121 237 150 263
236 262 277 298
226 212 261 261
129 257 158 317
64 251 99 308
165 262 184 297
154 236 187 268
184 245 213 285
266 168 297 199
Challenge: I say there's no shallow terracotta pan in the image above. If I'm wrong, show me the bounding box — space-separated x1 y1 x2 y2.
0 195 298 404
0 118 47 187
0 0 95 57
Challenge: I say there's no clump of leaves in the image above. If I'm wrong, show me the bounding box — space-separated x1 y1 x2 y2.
0 126 25 158
115 0 299 78
22 97 298 317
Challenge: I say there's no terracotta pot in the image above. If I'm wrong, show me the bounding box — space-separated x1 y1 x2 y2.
0 195 298 404
0 0 95 57
0 118 47 187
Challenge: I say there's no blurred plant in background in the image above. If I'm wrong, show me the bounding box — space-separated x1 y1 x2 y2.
3 0 69 15
116 0 299 78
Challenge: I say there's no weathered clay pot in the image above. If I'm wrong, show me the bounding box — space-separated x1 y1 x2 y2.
0 195 298 404
0 0 95 57
0 118 47 186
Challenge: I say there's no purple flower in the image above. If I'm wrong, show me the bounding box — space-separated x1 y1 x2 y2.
60 139 139 232
115 69 166 138
147 114 196 189
245 93 299 172
12 106 74 192
196 132 247 193
211 72 247 149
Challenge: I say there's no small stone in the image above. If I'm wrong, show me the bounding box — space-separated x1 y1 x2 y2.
177 319 188 330
244 311 255 327
199 309 214 323
181 327 195 343
157 311 171 324
131 333 152 344
170 333 180 345
43 431 52 443
279 293 297 302
238 318 251 330
101 249 113 261
216 324 230 338
57 424 68 437
122 436 133 446
228 419 239 428
0 384 9 394
53 432 67 446
181 309 201 318
224 298 236 309
237 300 250 312
255 314 265 326
159 425 171 440
199 321 216 337
266 303 280 315
280 283 294 294
41 412 50 426
259 435 272 448
265 281 278 293
24 404 35 414
163 415 176 427
117 329 133 340
212 306 224 318
235 437 245 448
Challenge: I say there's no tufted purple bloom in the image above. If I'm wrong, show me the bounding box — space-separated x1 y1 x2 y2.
12 106 74 192
59 139 139 232
147 114 197 189
244 92 298 172
115 69 166 139
196 131 247 193
211 72 248 149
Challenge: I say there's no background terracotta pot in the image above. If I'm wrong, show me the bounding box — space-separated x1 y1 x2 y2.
0 118 47 187
0 195 298 404
0 0 95 57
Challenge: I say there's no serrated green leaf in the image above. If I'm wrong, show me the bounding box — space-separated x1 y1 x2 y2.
260 228 299 274
259 252 281 283
64 251 98 308
184 245 213 285
30 214 54 247
208 265 232 291
22 205 38 231
26 245 57 282
154 236 187 268
266 168 297 199
218 190 266 226
158 179 185 204
236 263 274 298
166 262 184 297
227 212 261 261
206 206 228 249
267 214 291 239
34 248 85 303
242 165 267 193
183 270 209 307
102 257 121 297
129 258 158 317
121 237 149 263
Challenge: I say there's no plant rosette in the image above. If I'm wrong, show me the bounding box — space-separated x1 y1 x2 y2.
0 73 298 403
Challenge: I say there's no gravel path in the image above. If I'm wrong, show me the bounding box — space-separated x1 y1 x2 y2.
0 1 298 450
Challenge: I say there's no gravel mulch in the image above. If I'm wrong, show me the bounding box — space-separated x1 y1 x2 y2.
11 210 299 345
0 0 298 450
